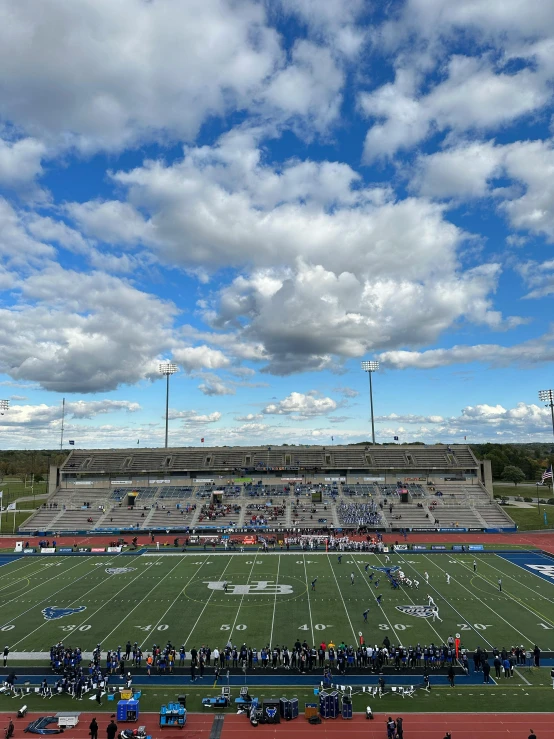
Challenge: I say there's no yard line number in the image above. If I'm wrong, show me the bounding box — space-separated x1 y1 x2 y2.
220 624 247 631
457 623 492 631
378 624 411 631
298 624 331 631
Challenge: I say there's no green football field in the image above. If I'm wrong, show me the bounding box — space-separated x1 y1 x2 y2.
1 551 554 657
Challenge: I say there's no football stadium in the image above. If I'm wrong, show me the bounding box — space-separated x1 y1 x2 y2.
3 0 554 736
1 443 554 736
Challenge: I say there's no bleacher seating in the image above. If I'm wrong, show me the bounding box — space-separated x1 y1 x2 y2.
411 450 450 467
17 443 510 533
158 486 193 501
245 502 289 527
475 504 515 528
109 486 158 502
290 497 336 528
197 501 242 527
147 504 198 529
369 450 408 467
336 500 382 527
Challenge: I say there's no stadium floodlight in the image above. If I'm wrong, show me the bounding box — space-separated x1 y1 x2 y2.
159 362 178 448
0 399 8 415
539 389 554 439
361 361 379 445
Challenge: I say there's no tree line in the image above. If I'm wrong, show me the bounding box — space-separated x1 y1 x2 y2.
0 444 552 484
0 450 66 482
470 442 554 484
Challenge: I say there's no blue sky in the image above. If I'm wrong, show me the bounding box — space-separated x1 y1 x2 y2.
1 0 554 450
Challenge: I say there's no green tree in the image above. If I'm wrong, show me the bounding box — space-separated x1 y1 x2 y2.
501 465 526 486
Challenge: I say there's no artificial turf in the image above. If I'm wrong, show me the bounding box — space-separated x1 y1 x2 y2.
1 550 554 657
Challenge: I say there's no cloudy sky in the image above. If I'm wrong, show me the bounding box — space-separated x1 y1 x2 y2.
1 0 554 450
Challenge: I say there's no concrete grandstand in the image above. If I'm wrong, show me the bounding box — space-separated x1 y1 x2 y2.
21 444 515 535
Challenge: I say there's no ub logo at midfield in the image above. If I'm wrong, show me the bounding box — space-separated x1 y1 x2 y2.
396 605 434 619
42 606 86 621
106 567 135 575
204 581 293 595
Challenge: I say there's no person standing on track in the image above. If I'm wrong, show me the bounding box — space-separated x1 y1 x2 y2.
396 717 404 739
89 718 98 739
386 717 396 739
106 719 117 739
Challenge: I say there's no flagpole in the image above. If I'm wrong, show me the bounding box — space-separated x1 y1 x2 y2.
60 397 65 451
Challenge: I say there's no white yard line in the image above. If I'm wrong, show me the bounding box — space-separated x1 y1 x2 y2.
11 555 163 648
103 557 207 647
490 553 554 601
268 554 281 648
514 668 531 685
0 558 44 591
0 554 127 631
370 553 446 645
302 553 315 644
399 555 496 649
454 556 554 629
421 554 535 649
325 553 357 644
229 553 260 640
183 555 238 647
351 557 402 644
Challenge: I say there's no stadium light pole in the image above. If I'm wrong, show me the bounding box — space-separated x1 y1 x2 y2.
539 389 554 439
159 362 177 448
361 361 379 445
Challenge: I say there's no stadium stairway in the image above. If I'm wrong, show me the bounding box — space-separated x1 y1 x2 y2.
142 506 158 529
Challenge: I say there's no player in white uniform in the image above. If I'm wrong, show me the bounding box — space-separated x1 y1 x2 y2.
431 606 443 622
427 594 436 607
413 579 420 589
424 571 429 583
446 573 451 585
